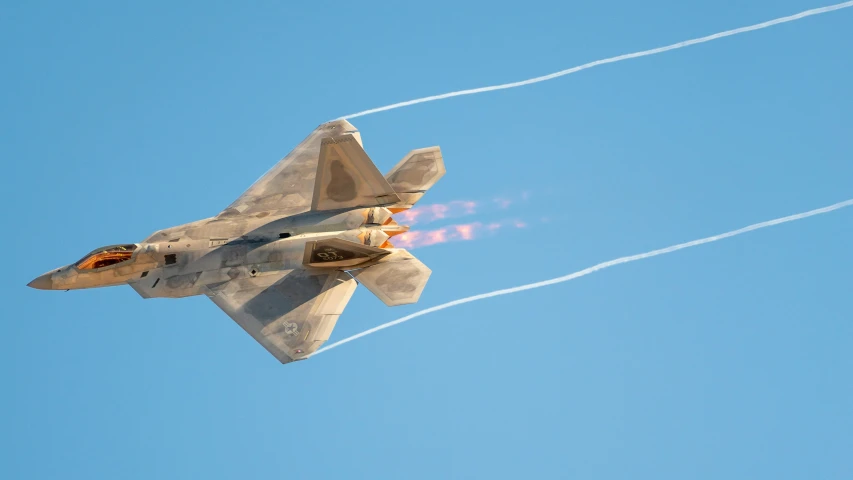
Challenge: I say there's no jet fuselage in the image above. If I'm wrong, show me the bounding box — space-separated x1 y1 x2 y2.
27 119 443 363
28 206 406 299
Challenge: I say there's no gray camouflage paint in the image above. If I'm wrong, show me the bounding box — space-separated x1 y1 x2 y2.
28 120 444 364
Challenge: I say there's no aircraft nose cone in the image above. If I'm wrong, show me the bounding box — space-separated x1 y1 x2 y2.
27 273 53 290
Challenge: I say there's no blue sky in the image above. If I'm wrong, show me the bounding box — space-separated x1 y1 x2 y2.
2 0 852 478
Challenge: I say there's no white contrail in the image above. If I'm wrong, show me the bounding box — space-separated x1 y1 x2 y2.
313 197 853 356
338 1 853 120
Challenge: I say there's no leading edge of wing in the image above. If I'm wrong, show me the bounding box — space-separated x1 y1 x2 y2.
206 269 357 363
219 119 397 218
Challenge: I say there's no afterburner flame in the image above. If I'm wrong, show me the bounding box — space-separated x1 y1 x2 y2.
394 200 478 225
394 219 528 249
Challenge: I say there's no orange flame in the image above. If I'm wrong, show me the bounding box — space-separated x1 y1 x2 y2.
395 192 533 226
393 219 528 249
394 200 478 225
456 223 475 240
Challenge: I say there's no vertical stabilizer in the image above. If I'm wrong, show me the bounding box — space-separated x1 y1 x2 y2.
311 135 400 212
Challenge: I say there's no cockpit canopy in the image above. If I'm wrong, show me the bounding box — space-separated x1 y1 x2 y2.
75 244 137 270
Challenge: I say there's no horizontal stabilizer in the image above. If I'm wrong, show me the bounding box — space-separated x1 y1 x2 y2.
303 238 389 268
351 249 431 306
385 147 445 209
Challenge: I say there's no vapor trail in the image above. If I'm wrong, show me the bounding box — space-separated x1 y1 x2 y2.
338 1 853 120
313 198 853 356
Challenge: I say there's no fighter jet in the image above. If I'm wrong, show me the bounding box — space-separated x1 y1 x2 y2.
27 120 444 363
